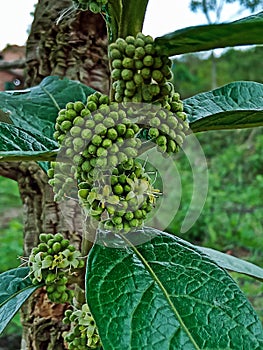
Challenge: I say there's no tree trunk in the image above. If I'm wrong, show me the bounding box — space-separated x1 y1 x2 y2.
25 0 109 93
0 1 108 349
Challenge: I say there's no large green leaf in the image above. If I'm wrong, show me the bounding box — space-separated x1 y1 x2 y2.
86 227 263 350
197 246 263 282
0 267 41 335
184 81 263 133
0 123 58 158
155 12 263 56
0 76 95 161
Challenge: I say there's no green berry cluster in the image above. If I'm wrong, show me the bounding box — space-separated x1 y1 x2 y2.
51 92 143 184
78 159 159 232
49 83 188 232
138 98 189 156
63 304 102 349
72 0 108 13
53 96 109 147
109 33 173 104
28 233 84 303
47 161 77 201
73 108 141 185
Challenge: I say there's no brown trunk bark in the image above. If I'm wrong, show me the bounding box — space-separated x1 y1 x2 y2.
0 1 108 349
17 162 83 350
25 0 109 93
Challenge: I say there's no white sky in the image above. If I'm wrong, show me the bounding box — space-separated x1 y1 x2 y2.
0 0 252 51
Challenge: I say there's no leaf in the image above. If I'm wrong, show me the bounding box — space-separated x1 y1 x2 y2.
155 11 263 56
0 267 41 335
197 246 263 282
86 227 263 350
0 123 58 156
183 81 263 133
0 76 95 161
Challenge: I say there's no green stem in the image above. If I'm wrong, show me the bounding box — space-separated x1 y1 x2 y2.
119 0 149 38
106 0 123 43
74 215 98 306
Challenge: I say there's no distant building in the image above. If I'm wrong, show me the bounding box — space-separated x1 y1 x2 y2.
0 45 25 91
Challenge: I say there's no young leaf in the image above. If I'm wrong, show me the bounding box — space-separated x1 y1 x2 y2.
86 227 263 350
155 11 263 56
197 246 263 282
184 81 263 133
0 267 41 335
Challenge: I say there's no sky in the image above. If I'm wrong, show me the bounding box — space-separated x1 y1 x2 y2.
0 0 253 51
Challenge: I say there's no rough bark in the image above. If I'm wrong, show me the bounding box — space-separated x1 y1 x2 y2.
25 0 109 93
0 0 108 349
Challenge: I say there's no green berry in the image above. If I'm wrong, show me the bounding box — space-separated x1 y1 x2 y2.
107 128 118 140
66 102 74 110
52 242 61 253
78 189 89 200
70 126 82 137
121 69 134 81
113 184 124 195
38 243 48 252
91 135 102 146
85 119 95 129
112 59 122 69
156 135 167 146
149 127 159 138
152 70 164 83
97 147 107 157
61 239 70 249
125 44 135 57
144 43 155 55
65 109 77 120
116 123 127 135
133 73 144 86
81 108 91 117
73 101 85 112
134 47 145 59
81 128 92 140
115 37 127 52
122 57 134 69
141 68 151 80
111 68 122 80
102 138 112 148
60 120 72 132
87 101 97 112
103 117 115 128
143 55 154 67
95 123 107 135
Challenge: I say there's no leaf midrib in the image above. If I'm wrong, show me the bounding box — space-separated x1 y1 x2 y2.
120 233 201 350
0 284 40 309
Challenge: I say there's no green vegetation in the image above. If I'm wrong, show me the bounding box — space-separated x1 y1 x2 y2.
0 177 23 340
0 176 23 273
172 46 263 98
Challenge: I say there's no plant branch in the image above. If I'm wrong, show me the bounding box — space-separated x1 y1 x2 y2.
0 59 26 71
